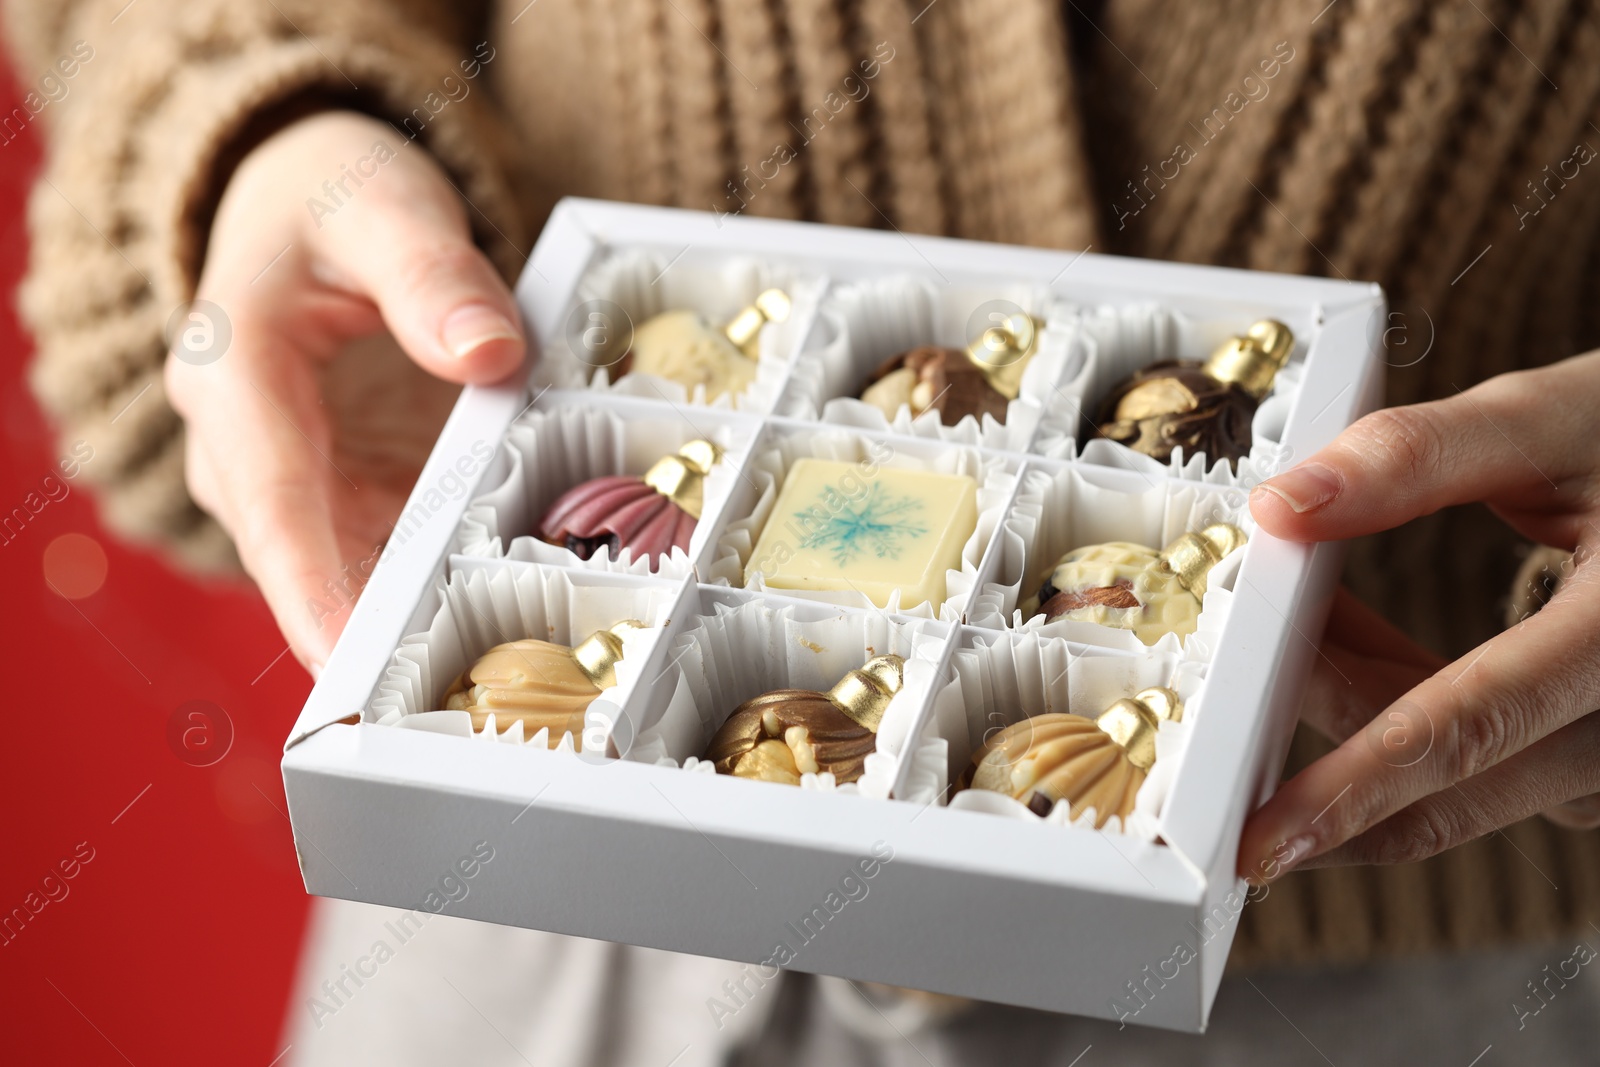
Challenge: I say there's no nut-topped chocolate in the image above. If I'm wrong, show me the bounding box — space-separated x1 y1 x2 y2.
960 686 1183 826
857 311 1042 426
1034 524 1247 644
442 620 646 748
538 439 722 566
620 289 790 402
859 346 1010 425
1091 319 1293 467
705 654 905 786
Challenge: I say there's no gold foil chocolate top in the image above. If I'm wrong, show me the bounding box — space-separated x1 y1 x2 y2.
1202 319 1293 399
571 619 649 690
1154 523 1247 601
965 312 1041 400
1093 686 1184 771
642 439 723 519
826 654 905 733
723 288 792 358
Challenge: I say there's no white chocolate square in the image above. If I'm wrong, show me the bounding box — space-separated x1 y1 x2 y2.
745 457 978 610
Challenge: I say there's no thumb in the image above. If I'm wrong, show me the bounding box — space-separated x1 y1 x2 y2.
316 153 526 385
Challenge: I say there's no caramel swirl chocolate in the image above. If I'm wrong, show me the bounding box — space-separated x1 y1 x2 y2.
960 687 1183 827
442 621 645 749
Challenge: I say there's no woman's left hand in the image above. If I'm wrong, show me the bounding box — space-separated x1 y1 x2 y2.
1238 350 1600 882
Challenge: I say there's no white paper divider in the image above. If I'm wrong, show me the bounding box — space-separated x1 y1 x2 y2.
967 462 1251 653
368 562 682 754
630 593 950 804
706 426 1014 622
777 274 1079 456
455 394 759 577
528 247 827 412
1033 303 1303 486
922 633 1207 841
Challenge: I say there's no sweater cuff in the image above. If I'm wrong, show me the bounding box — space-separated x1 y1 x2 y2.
19 22 525 567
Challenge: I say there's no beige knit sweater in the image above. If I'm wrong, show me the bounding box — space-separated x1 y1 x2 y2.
7 0 1600 967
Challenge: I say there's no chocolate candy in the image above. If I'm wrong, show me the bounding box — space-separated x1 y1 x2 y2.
859 346 1010 425
745 458 978 611
622 289 790 402
538 439 721 566
960 686 1183 826
856 310 1042 426
1091 319 1293 467
1034 524 1247 644
705 654 905 786
442 620 645 748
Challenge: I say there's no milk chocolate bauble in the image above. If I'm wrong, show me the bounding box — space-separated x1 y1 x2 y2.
858 310 1043 425
705 654 906 786
859 345 1010 425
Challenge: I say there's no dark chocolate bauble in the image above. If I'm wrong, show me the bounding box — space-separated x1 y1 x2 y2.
537 475 697 565
1090 361 1256 465
863 345 1010 426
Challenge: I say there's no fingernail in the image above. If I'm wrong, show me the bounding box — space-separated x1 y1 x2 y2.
1248 833 1317 885
309 660 323 682
441 304 520 360
1254 462 1341 514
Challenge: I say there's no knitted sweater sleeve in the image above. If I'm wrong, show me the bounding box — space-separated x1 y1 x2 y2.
2 0 526 569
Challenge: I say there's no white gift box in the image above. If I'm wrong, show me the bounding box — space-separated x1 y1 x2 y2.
282 198 1384 1031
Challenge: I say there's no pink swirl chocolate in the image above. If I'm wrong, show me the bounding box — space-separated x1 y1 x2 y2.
539 476 697 562
536 440 720 566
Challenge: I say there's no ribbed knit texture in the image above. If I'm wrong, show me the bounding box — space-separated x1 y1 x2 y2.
6 0 1599 968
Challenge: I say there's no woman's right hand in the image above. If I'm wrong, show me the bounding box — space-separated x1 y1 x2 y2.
1238 352 1600 880
164 111 526 677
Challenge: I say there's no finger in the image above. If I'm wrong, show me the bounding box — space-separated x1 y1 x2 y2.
1295 590 1443 744
311 150 525 384
1249 366 1593 543
180 345 347 673
1296 647 1425 748
1321 587 1447 672
1303 709 1600 868
1239 573 1600 878
1541 792 1600 831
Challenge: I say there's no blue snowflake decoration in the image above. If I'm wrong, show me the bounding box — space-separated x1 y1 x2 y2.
795 483 929 565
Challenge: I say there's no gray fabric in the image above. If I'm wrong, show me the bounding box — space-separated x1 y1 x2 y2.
741 952 1600 1066
283 898 773 1067
286 897 1600 1066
